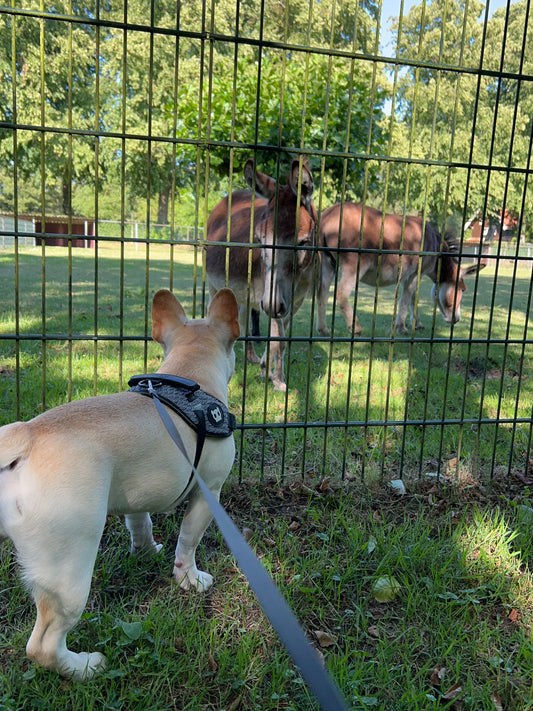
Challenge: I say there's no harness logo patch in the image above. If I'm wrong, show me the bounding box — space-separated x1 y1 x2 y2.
207 404 223 427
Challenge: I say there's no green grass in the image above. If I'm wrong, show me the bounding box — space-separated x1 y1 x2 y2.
0 480 532 710
3 241 530 482
0 242 532 709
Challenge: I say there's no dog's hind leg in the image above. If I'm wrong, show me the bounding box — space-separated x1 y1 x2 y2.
26 582 107 680
125 512 163 555
22 509 108 679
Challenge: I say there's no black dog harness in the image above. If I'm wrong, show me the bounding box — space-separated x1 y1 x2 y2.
128 373 236 500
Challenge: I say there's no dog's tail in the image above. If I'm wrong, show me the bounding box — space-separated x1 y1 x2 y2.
0 422 32 539
0 422 32 471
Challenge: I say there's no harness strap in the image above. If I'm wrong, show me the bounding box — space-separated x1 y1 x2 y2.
148 387 349 711
144 381 208 506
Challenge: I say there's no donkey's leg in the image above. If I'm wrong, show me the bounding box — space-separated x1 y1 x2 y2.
336 264 361 335
24 520 107 680
261 318 286 392
410 284 424 329
238 304 260 364
395 274 417 334
317 252 336 336
246 307 261 364
173 485 221 592
125 512 162 555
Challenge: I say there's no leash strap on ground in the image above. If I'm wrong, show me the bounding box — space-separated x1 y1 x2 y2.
149 389 350 711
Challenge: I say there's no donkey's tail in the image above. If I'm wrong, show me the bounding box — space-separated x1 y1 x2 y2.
0 422 32 470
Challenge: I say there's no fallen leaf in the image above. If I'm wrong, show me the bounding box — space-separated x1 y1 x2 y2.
514 471 533 485
227 696 242 711
430 666 446 687
446 457 458 472
366 535 377 555
371 575 401 602
313 630 337 648
508 608 520 624
319 476 332 491
491 691 503 711
442 683 463 701
389 479 406 496
242 527 253 542
208 653 218 672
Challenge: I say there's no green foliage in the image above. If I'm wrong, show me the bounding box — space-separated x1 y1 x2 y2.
0 0 385 220
384 0 533 230
1 0 531 235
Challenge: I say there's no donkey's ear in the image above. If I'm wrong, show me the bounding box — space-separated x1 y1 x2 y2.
208 288 240 346
290 158 314 209
151 289 187 346
460 254 489 279
244 158 277 199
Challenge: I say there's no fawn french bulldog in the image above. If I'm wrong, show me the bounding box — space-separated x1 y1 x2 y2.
0 288 239 680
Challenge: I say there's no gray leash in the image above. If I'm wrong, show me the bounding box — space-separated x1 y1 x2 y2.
147 381 350 711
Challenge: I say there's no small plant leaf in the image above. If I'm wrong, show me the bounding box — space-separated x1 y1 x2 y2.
366 535 377 554
118 620 144 641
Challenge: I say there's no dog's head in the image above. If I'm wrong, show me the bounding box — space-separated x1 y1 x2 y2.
151 289 240 391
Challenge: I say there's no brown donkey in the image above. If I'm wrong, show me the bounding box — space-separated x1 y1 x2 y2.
206 159 317 391
317 202 487 336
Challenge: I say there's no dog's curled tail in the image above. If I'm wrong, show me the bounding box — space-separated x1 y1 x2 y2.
0 422 32 471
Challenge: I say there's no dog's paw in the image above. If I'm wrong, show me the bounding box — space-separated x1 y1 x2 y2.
175 567 213 593
62 651 107 681
131 541 163 556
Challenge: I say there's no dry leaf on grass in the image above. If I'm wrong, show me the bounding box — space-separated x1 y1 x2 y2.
441 683 463 701
313 630 337 648
491 691 503 711
430 666 446 687
227 696 242 711
389 479 406 496
208 653 218 672
241 527 253 542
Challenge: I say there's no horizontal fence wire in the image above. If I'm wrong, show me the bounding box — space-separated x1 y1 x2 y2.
0 0 532 486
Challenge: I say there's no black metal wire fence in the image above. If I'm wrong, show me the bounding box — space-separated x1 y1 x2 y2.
0 0 532 485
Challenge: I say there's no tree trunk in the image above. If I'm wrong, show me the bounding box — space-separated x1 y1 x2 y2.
157 182 170 225
62 178 70 216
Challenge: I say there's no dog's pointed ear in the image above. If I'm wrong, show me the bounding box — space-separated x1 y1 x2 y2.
208 288 240 345
151 290 187 346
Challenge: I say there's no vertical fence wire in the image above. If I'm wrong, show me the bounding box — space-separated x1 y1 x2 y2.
0 2 532 484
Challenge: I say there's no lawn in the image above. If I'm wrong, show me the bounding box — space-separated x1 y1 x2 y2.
0 242 532 709
1 242 530 482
